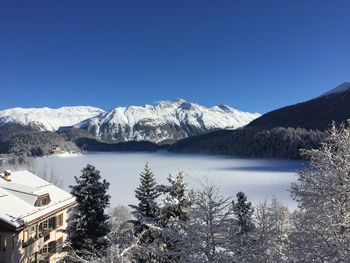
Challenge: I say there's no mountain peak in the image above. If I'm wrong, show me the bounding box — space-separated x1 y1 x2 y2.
76 100 260 143
321 82 350 97
216 104 232 112
157 98 187 106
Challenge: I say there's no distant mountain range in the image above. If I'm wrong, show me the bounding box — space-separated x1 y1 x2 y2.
76 99 260 144
1 83 349 159
0 100 259 145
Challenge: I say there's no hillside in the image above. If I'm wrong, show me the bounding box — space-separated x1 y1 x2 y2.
170 83 350 159
248 82 350 130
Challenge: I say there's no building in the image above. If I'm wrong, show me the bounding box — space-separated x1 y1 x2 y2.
0 170 76 263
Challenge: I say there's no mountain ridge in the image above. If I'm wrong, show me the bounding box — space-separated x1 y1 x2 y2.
0 106 105 131
75 99 260 143
0 100 260 144
247 85 350 130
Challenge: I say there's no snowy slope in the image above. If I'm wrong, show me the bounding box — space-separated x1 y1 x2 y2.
77 99 260 143
321 82 350 97
0 106 105 131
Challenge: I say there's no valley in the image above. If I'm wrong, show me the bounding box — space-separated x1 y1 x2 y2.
34 151 302 207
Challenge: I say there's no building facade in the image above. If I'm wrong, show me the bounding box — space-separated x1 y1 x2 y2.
0 170 76 263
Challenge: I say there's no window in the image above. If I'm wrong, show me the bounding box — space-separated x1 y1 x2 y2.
24 225 37 241
42 217 55 230
29 225 36 237
56 214 64 228
41 196 50 206
41 241 56 254
35 194 51 207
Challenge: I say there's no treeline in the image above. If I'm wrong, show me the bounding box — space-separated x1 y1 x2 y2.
170 127 325 159
59 127 160 152
0 122 328 159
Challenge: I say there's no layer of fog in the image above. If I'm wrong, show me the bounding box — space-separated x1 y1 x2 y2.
35 152 303 208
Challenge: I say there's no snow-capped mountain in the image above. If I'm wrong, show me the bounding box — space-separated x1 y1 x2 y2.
0 106 105 131
76 99 260 143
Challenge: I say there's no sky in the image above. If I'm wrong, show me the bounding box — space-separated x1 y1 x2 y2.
0 0 349 113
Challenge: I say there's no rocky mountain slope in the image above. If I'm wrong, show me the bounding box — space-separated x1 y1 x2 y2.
75 99 260 144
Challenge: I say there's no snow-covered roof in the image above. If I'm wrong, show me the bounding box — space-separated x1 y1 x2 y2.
0 170 75 230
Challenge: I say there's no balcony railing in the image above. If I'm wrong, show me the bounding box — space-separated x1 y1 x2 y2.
22 236 37 248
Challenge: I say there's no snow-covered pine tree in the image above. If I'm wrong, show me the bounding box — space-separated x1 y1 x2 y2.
229 191 256 262
66 164 111 259
129 163 161 262
290 121 350 261
154 172 192 262
158 172 192 226
233 191 254 234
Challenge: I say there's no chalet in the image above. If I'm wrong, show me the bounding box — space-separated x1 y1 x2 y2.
0 170 76 263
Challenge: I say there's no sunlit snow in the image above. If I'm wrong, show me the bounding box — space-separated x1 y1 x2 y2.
35 152 303 209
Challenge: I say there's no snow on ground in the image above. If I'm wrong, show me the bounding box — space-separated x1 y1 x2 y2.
35 152 303 209
51 152 82 158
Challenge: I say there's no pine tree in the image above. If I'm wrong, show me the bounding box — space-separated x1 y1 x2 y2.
155 172 192 262
129 163 161 262
230 192 256 262
233 191 254 234
158 172 192 226
66 164 111 259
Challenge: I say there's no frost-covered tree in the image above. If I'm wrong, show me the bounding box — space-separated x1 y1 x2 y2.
233 191 255 234
230 192 256 262
129 163 161 262
253 198 290 262
290 122 350 261
183 181 234 262
152 172 192 262
129 163 160 236
158 172 192 226
66 164 111 259
108 205 134 251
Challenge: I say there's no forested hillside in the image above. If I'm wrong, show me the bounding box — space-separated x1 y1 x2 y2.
170 127 325 159
0 123 79 157
248 84 350 130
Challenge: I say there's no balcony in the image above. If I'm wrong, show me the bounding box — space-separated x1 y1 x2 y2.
22 236 38 248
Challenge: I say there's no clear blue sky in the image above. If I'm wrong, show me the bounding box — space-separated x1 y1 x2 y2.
0 0 349 113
